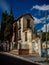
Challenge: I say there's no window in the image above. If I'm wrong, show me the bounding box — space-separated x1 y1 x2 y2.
25 32 27 41
13 26 16 32
27 19 30 28
18 30 21 40
23 19 27 31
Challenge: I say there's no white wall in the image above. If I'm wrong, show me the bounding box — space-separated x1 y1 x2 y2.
32 39 41 56
38 39 41 56
20 17 33 53
17 15 41 55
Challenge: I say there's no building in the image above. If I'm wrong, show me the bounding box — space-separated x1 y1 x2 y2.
32 37 41 56
12 13 41 56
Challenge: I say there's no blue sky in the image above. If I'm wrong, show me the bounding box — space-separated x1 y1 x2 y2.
0 0 49 32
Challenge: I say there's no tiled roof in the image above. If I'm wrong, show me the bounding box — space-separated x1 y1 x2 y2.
13 13 34 24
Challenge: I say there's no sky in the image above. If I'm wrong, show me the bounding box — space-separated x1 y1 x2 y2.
0 0 49 32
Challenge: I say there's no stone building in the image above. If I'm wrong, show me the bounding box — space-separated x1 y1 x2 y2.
12 13 41 56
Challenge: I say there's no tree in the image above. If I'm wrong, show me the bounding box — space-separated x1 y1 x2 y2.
4 8 14 51
1 8 14 51
42 32 49 42
0 31 1 41
42 32 46 41
1 11 8 41
4 23 12 51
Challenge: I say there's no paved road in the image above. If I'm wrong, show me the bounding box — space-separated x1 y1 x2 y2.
0 52 39 65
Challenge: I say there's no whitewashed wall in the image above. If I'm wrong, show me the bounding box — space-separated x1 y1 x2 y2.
20 16 33 54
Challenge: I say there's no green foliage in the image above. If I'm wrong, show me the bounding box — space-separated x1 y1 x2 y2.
0 31 1 40
4 23 13 41
42 32 49 41
1 11 8 41
1 9 14 42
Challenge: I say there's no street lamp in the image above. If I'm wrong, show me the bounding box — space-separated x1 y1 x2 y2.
45 12 48 62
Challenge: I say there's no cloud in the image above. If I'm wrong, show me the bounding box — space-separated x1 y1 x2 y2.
31 4 49 11
33 17 41 24
47 15 49 19
0 0 10 13
34 15 49 32
33 16 45 24
42 23 49 32
33 15 49 24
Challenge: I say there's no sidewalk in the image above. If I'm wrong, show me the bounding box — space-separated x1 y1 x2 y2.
0 52 40 65
9 49 49 65
20 55 49 65
0 51 49 65
9 49 19 55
